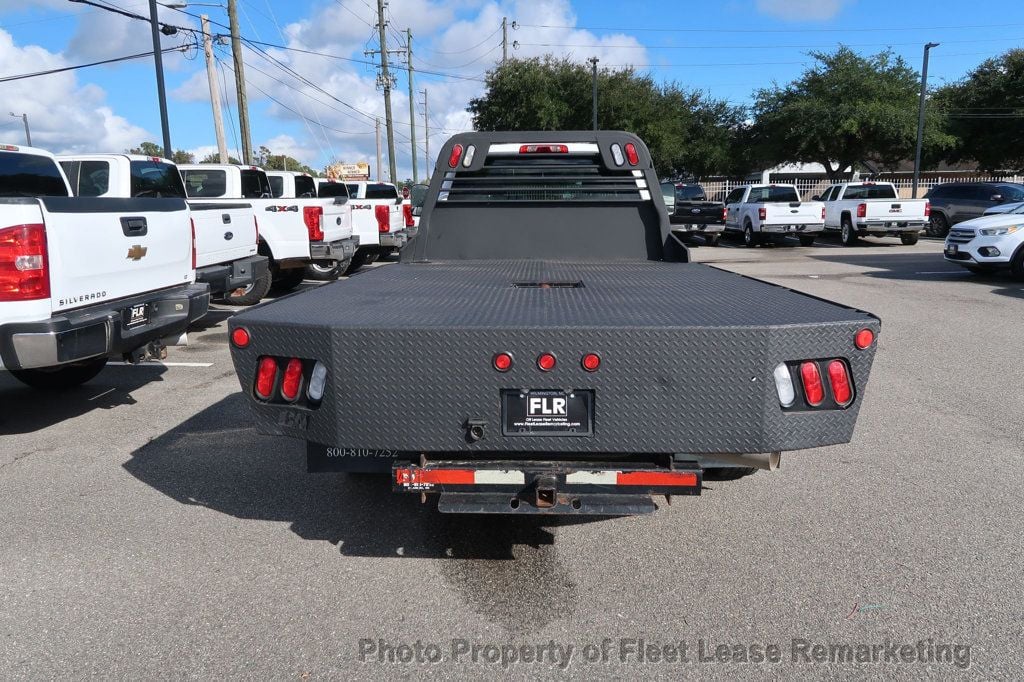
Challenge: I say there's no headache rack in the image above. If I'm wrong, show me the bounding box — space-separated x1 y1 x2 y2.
439 153 649 203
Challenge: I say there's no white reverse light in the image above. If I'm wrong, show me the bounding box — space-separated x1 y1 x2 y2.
773 362 796 407
307 361 328 402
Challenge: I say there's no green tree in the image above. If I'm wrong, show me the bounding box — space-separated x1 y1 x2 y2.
749 47 955 180
171 150 194 164
199 152 241 164
253 145 316 174
933 49 1024 171
467 56 745 177
128 142 194 164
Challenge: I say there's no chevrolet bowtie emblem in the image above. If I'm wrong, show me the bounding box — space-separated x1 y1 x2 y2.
126 245 148 261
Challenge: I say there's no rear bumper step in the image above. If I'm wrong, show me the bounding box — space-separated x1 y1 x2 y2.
393 459 701 515
197 255 269 295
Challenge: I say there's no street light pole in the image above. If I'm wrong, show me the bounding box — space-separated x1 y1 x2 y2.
9 113 31 146
912 42 939 199
148 0 173 158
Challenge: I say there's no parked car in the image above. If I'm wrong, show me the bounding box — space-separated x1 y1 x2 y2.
723 184 825 246
0 145 208 388
817 181 928 246
925 181 1024 237
224 131 880 516
59 154 270 305
668 183 725 246
944 204 1024 278
180 164 357 287
265 170 317 199
336 180 407 265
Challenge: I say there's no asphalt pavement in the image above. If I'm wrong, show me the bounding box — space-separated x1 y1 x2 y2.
2 239 1022 678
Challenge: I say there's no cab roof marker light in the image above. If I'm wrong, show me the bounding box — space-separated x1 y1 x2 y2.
610 143 624 166
773 363 796 407
462 145 475 167
307 361 328 402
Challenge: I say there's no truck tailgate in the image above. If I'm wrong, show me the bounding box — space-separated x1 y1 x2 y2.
190 202 256 268
41 197 193 313
318 198 353 243
864 199 926 220
672 201 723 224
765 202 822 225
229 260 879 455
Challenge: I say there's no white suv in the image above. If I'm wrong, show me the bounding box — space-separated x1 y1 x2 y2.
944 204 1024 278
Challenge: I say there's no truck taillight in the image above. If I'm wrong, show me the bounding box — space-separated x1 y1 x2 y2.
826 360 852 406
255 357 278 399
821 206 826 220
722 207 728 222
0 223 49 302
280 358 303 402
403 203 414 227
190 218 197 270
448 144 463 168
303 206 324 241
624 143 639 165
375 205 390 233
799 361 824 406
856 203 867 218
924 201 931 217
758 207 766 221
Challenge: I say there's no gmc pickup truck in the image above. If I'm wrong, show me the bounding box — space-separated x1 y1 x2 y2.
817 181 928 246
59 154 270 305
724 184 825 246
0 144 208 388
227 132 879 516
179 164 357 287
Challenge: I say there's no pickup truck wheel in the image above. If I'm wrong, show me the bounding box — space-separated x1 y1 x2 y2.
798 234 816 247
743 224 758 247
840 218 858 246
10 357 108 389
272 268 306 293
704 233 720 247
900 232 919 246
304 261 345 281
928 213 949 238
364 251 380 264
221 271 272 306
704 466 757 481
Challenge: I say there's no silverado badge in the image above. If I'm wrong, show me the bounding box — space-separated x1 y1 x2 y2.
126 245 148 261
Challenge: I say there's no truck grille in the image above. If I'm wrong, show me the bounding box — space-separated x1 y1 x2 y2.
947 228 975 245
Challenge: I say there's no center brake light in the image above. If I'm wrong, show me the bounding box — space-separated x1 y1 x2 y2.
0 223 49 302
519 144 568 154
375 205 390 233
303 206 324 241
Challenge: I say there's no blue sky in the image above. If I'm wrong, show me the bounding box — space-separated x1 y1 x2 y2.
1 0 1021 180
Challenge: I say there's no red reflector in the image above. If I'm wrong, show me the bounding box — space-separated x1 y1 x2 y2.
280 357 303 401
800 362 824 406
375 205 390 233
854 328 875 349
827 359 852 405
493 352 513 372
519 144 568 154
231 327 250 348
581 353 601 372
448 144 463 168
0 223 49 302
616 471 698 487
537 353 556 372
395 468 475 485
255 357 278 399
303 206 324 241
624 142 639 165
403 203 414 227
857 203 867 218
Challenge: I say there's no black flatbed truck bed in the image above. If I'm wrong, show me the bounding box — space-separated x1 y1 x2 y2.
228 131 879 516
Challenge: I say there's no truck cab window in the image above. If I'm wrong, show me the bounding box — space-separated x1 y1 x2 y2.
130 161 186 198
182 170 227 198
240 170 271 198
0 151 69 197
294 176 316 198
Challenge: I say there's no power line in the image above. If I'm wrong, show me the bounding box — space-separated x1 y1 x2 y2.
0 46 186 83
420 25 502 55
414 43 502 70
515 36 1024 51
514 21 1024 34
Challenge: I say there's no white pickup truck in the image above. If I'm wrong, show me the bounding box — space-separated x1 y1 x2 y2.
817 181 928 246
265 170 318 199
59 154 270 305
723 184 825 246
322 180 406 268
180 164 357 286
0 144 209 388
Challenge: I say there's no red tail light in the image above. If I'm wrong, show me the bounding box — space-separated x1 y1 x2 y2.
624 143 639 165
722 207 728 222
799 361 824 406
448 144 463 168
492 352 513 372
924 201 931 217
403 203 414 227
375 205 390 233
537 353 556 372
255 357 278 399
758 207 766 221
821 206 826 220
581 353 601 372
303 206 324 241
854 328 875 349
190 218 197 270
856 203 867 218
231 327 250 348
827 360 852 406
0 223 49 301
519 144 568 154
280 358 303 402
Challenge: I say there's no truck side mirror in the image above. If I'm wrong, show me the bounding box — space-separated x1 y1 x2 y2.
812 195 821 201
990 194 1004 203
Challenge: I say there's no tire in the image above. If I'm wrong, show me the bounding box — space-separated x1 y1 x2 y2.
1011 246 1024 280
271 268 305 293
378 247 397 260
343 250 371 276
364 251 380 264
840 217 858 246
798 234 816 247
10 357 108 389
928 213 949 238
743 222 758 247
220 270 272 306
304 261 346 281
704 232 720 247
703 467 758 481
900 232 919 246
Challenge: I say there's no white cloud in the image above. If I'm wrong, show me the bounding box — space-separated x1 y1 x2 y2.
755 0 850 21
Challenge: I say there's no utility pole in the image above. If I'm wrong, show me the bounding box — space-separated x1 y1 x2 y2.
147 0 172 158
406 28 417 183
375 118 382 182
502 17 508 64
912 42 939 199
9 113 31 146
227 0 253 164
201 15 228 163
421 88 429 176
588 57 599 131
366 0 398 183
